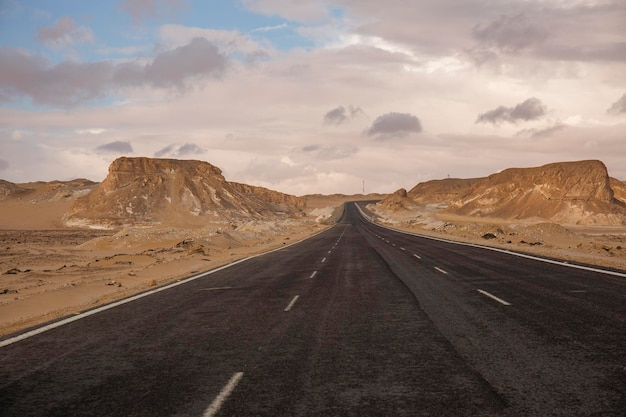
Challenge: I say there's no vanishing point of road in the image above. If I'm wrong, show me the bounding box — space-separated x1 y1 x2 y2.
1 203 625 416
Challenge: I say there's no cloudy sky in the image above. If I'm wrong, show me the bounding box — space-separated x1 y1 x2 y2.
1 0 625 195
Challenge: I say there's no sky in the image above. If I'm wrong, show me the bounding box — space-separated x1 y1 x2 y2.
1 0 625 195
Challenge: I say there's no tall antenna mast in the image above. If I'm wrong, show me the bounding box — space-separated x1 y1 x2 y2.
362 180 365 194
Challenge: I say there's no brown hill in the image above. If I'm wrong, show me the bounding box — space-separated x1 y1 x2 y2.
64 157 306 228
407 178 480 205
0 179 98 229
377 188 417 212
0 180 30 199
445 160 626 225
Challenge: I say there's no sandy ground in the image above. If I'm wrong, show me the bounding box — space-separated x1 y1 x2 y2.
367 203 626 272
0 219 327 337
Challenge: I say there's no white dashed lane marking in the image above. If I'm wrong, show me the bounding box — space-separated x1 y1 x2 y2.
203 372 244 417
284 295 300 312
477 289 511 306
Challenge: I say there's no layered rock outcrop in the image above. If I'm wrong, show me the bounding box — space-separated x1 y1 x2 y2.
444 160 626 224
65 157 305 228
382 160 626 225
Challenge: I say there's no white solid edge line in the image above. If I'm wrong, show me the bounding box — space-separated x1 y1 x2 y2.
434 267 448 275
203 372 244 417
0 226 332 348
353 203 626 279
310 271 318 279
478 289 512 306
284 295 300 312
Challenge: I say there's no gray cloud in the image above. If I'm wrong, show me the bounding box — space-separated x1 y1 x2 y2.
113 37 227 89
296 144 358 160
0 37 227 106
323 105 364 125
341 0 625 64
119 0 187 23
607 93 626 115
36 16 93 47
366 112 422 138
147 37 226 87
177 143 204 155
154 143 204 157
96 141 133 154
154 144 176 157
516 123 567 138
472 14 548 53
476 97 547 125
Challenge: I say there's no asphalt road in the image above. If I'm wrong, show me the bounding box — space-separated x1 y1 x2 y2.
1 203 625 416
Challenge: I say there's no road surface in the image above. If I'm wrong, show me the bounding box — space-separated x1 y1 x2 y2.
1 202 625 416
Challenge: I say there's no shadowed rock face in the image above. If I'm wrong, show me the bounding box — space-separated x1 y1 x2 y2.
444 160 626 225
610 178 626 206
65 157 306 228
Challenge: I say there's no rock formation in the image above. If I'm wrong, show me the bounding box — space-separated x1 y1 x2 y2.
443 160 626 225
0 180 29 199
64 157 306 228
610 178 626 206
407 178 480 205
380 160 626 226
377 188 417 211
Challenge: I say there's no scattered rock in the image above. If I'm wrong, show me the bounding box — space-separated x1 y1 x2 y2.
1 288 18 294
3 268 22 275
482 233 497 240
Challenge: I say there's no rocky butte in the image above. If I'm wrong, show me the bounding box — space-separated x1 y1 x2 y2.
64 157 306 229
379 160 626 226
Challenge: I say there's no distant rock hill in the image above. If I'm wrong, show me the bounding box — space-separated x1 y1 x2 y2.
407 178 480 205
0 178 96 201
379 160 626 225
64 157 306 228
0 179 98 229
376 188 417 211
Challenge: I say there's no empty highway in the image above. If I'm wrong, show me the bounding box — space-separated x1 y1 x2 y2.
1 203 625 416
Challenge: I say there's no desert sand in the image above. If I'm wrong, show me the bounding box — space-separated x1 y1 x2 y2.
0 220 330 337
367 204 626 271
